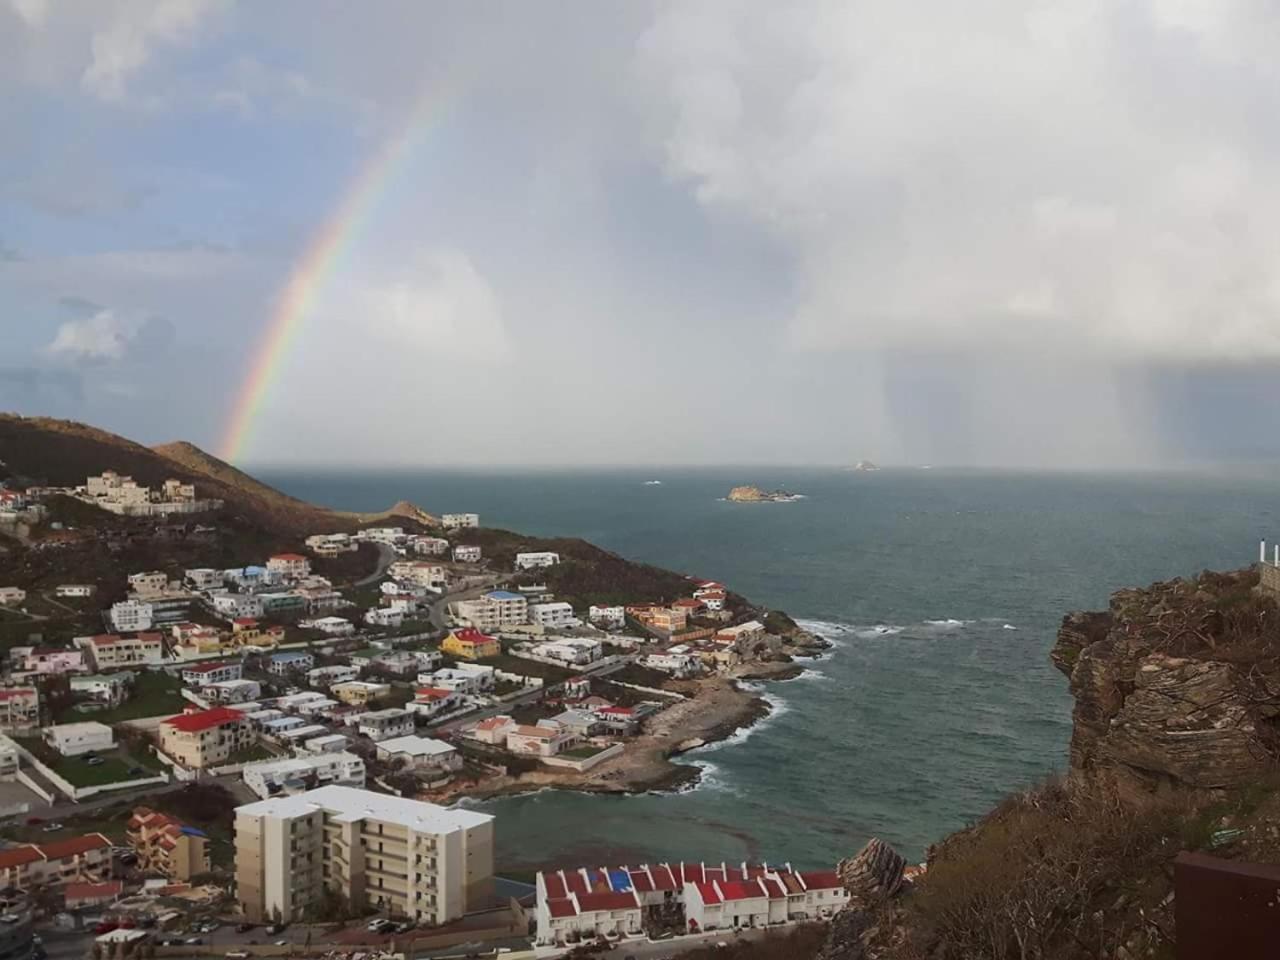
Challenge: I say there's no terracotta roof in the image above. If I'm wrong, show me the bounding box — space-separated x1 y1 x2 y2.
718 879 765 902
694 882 721 905
450 628 495 645
629 869 654 893
37 833 111 859
800 870 843 890
161 706 245 733
476 716 513 730
547 898 577 919
543 873 567 899
575 891 638 913
0 846 42 869
182 661 235 675
0 688 35 701
415 688 453 700
761 878 787 899
270 553 307 562
232 618 258 626
564 870 588 897
649 866 677 892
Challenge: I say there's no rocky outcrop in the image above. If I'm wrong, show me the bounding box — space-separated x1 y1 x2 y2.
727 485 801 502
838 838 907 907
1051 569 1280 795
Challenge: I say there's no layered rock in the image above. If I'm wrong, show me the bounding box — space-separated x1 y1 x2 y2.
837 837 908 907
1051 569 1280 795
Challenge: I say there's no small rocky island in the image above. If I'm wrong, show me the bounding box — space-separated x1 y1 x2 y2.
727 485 803 502
850 460 879 472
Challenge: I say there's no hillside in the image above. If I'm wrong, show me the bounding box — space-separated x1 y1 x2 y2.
0 415 428 535
817 567 1280 960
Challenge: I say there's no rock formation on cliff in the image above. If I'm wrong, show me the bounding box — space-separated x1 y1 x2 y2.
837 838 908 907
1052 568 1280 796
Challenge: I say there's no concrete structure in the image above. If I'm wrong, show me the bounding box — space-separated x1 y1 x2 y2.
267 554 311 579
20 648 86 674
212 593 265 619
454 591 529 632
308 665 359 688
109 600 154 633
408 687 465 720
357 708 414 741
469 715 516 745
0 834 113 890
55 584 96 598
515 551 560 570
411 536 450 556
588 605 625 628
70 673 130 706
307 616 355 637
306 533 358 556
715 620 767 649
159 706 254 769
452 545 482 563
81 633 165 670
241 751 366 800
442 628 499 661
388 561 447 589
269 651 315 676
531 637 601 665
375 735 462 771
0 588 26 606
304 734 350 754
202 678 262 704
180 661 243 686
0 735 19 781
331 681 391 707
506 721 574 758
441 513 479 529
43 722 113 757
0 689 39 733
126 808 210 881
641 652 703 677
421 663 495 695
234 785 494 924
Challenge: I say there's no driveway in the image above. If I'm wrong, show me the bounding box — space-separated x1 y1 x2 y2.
354 543 399 587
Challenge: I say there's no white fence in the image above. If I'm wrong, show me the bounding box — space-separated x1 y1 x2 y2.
10 742 170 801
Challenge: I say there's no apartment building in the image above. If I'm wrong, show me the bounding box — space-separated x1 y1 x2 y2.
308 665 359 688
234 785 495 924
126 808 210 881
109 600 154 633
127 571 169 599
451 545 482 564
70 673 130 706
588 605 625 628
267 554 311 579
159 706 254 769
356 709 414 742
181 661 243 686
20 648 86 674
330 681 391 707
388 561 447 590
0 689 39 733
81 633 166 670
269 652 315 676
43 722 113 757
0 834 114 891
441 513 479 529
241 752 366 800
530 602 578 629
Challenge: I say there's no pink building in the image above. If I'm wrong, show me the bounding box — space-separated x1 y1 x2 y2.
22 648 86 674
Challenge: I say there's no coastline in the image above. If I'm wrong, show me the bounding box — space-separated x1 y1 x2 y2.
434 660 806 803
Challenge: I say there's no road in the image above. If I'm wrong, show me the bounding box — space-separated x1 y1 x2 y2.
354 543 399 588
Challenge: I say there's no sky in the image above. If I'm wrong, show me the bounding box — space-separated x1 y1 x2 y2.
4 0 1280 468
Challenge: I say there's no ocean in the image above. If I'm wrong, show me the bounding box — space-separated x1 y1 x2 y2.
258 466 1280 871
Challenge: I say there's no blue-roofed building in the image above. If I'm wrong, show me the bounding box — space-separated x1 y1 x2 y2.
262 716 305 733
269 651 315 676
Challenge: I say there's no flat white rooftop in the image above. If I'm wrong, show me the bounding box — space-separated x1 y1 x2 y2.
377 735 455 756
234 784 492 831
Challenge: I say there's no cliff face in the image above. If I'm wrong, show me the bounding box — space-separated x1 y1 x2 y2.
1052 569 1280 796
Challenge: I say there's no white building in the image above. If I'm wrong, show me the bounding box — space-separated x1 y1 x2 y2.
532 638 603 666
365 608 405 629
43 721 114 757
55 584 96 599
211 593 264 620
304 734 350 753
357 708 415 741
269 652 315 675
359 527 406 546
181 661 243 686
0 588 25 607
127 571 170 599
641 653 702 677
441 513 479 529
530 602 579 629
267 554 311 579
306 533 358 556
184 568 223 591
422 663 495 695
453 591 528 632
233 785 494 925
515 551 560 570
411 536 450 556
307 665 359 688
408 687 466 720
375 735 462 771
307 616 355 637
241 752 366 800
110 600 154 633
452 545 482 563
388 561 447 590
588 605 625 628
203 679 262 704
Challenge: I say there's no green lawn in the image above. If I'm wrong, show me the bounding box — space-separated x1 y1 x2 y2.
14 739 159 787
67 671 186 723
228 743 273 764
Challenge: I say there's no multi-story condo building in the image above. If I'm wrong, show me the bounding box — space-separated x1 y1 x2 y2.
356 709 415 742
451 545 482 564
80 633 166 670
234 785 494 924
126 808 210 881
180 661 243 686
109 600 154 633
530 602 578 629
267 554 311 580
159 706 254 769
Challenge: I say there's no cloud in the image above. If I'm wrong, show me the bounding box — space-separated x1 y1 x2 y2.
634 0 1280 363
46 308 175 364
81 0 226 101
7 0 44 28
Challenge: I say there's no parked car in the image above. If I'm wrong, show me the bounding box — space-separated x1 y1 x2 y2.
392 921 413 934
184 937 203 945
366 918 393 933
41 823 63 832
273 940 288 947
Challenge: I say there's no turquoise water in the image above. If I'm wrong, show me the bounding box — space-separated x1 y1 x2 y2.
259 467 1280 869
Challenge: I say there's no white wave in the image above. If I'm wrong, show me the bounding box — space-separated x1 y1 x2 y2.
1002 623 1018 631
797 667 829 682
852 624 904 639
923 618 973 628
795 618 856 638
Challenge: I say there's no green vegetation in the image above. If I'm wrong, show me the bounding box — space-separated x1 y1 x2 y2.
480 652 572 682
228 743 273 764
66 671 186 723
562 744 612 759
14 737 159 788
763 609 798 635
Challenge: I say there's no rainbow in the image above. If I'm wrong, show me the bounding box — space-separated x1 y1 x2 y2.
219 89 455 463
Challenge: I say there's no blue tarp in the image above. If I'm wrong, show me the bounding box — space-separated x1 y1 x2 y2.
608 869 632 892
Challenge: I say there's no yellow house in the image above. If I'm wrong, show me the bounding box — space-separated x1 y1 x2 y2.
330 681 391 706
442 628 499 661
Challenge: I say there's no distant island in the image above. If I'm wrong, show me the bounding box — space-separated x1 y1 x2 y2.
849 460 879 472
727 485 804 503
